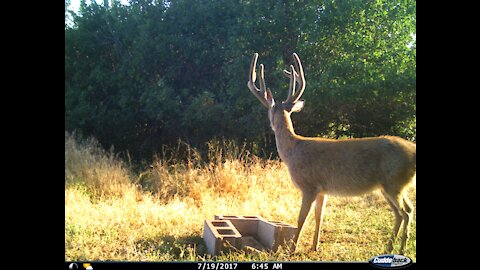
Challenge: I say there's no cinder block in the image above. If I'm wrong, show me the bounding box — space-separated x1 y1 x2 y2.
272 221 297 251
256 220 297 252
206 215 297 255
214 215 264 236
203 219 242 256
238 236 266 253
256 220 278 248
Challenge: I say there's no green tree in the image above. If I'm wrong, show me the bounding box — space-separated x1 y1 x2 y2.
65 0 416 161
298 0 416 140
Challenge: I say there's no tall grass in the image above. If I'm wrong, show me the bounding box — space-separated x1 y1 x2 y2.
65 132 416 261
65 132 137 198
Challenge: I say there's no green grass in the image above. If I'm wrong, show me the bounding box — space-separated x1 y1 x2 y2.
65 133 416 261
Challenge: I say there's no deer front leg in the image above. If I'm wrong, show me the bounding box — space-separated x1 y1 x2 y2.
291 191 316 253
312 193 327 251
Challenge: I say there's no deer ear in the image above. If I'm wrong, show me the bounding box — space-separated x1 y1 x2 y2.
291 100 304 112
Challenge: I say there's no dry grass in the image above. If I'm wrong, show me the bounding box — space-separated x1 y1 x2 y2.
65 132 136 199
64 133 416 261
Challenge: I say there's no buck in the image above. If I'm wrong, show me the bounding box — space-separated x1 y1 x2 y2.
247 53 416 254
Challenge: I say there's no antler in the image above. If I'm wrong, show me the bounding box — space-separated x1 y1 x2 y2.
247 53 273 108
284 53 305 104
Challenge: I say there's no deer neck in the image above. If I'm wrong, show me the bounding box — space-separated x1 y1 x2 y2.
272 111 298 160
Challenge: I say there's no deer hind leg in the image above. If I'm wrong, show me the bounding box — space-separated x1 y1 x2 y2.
400 193 414 254
381 189 404 253
291 191 316 253
312 193 327 251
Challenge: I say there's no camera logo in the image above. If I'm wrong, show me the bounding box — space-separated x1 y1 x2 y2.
369 254 412 268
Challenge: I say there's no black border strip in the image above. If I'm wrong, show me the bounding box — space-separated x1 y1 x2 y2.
64 262 417 270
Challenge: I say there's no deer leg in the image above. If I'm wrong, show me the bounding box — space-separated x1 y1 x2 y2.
291 191 316 252
382 190 403 253
399 193 414 254
312 193 327 251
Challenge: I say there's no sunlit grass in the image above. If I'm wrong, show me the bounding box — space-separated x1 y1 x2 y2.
65 133 416 261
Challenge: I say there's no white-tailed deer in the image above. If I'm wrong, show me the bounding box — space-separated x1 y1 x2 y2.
247 53 416 254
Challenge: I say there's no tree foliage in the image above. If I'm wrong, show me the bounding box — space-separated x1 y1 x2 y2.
65 0 416 160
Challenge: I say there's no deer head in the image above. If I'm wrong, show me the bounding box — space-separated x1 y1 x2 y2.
247 53 306 132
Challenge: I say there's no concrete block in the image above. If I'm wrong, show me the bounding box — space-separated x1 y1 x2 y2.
206 215 297 254
203 219 242 256
256 220 278 249
214 215 264 236
256 220 297 252
271 221 297 251
238 236 266 253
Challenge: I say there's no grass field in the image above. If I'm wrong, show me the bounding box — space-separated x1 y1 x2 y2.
65 133 416 262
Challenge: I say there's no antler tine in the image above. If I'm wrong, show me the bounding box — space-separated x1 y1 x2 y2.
286 64 297 103
247 53 270 108
284 53 306 104
259 64 267 93
291 53 305 103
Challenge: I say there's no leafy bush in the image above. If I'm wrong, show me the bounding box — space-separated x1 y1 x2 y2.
65 0 416 161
